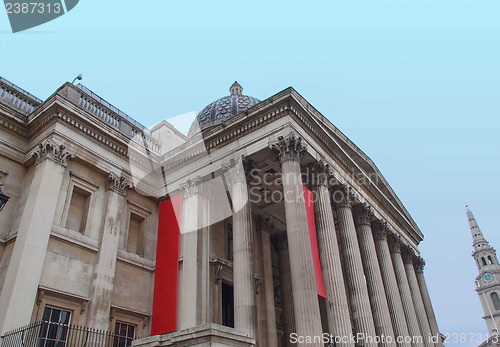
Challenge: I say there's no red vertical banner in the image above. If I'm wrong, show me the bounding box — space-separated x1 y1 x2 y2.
151 194 182 336
303 186 327 298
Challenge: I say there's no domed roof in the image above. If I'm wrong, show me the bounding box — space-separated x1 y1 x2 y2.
188 82 260 136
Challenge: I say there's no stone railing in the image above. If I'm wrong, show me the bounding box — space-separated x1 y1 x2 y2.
71 84 161 155
0 77 42 116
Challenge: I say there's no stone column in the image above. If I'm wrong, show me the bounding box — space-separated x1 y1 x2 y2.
223 158 257 339
0 138 74 334
372 221 411 347
178 177 209 329
256 216 279 347
270 134 323 346
402 250 435 347
87 171 133 329
389 237 424 347
353 204 396 347
332 185 378 347
311 162 354 346
273 232 296 347
414 258 442 347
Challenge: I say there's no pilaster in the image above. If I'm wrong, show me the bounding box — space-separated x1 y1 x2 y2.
0 137 74 334
87 171 133 330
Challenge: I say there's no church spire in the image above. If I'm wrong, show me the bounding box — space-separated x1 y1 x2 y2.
467 206 488 250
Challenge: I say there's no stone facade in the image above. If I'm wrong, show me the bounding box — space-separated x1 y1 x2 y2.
0 77 442 347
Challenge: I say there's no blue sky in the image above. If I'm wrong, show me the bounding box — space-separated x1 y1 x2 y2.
1 1 499 344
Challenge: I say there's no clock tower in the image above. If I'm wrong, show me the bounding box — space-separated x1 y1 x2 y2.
468 207 500 335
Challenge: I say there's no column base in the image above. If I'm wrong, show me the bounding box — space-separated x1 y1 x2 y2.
132 324 255 347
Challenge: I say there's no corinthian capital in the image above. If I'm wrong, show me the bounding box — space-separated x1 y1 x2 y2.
414 256 425 273
179 176 201 198
269 133 307 165
33 137 75 167
401 245 417 264
107 172 133 195
222 155 254 186
388 234 402 253
256 215 274 234
372 220 389 241
353 203 374 226
307 160 333 188
272 232 288 252
331 184 356 209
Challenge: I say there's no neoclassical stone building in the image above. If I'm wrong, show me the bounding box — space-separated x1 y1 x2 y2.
0 76 441 347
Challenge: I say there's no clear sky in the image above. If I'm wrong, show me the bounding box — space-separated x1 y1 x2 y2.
1 1 499 344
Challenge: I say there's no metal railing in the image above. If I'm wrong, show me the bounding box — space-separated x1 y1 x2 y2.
1 321 135 347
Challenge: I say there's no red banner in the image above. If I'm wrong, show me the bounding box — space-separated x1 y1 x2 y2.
303 186 327 298
151 195 182 335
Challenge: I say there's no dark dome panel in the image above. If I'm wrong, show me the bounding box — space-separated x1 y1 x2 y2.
188 82 260 137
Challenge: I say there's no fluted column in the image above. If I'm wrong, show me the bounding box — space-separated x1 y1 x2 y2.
372 221 411 347
389 237 424 347
402 250 435 347
223 158 257 339
179 177 209 329
415 258 442 347
311 162 354 346
256 216 279 347
332 186 378 347
0 138 74 334
273 233 296 347
270 134 323 346
88 171 133 329
353 205 396 347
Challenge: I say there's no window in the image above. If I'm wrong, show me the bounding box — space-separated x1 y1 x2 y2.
66 186 91 233
113 321 135 347
127 213 145 256
482 257 487 266
491 292 500 311
39 306 71 347
488 256 494 265
222 282 234 328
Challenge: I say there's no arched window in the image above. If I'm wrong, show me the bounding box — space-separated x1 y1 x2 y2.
482 257 487 266
491 292 500 311
488 256 494 265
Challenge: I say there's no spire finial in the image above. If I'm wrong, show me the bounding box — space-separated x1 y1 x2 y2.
230 81 243 96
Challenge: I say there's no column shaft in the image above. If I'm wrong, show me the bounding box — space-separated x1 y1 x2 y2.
415 262 442 347
179 177 208 329
354 207 396 347
281 158 323 344
403 254 435 347
274 233 296 347
373 224 411 347
390 241 424 347
232 178 257 338
259 220 279 346
313 182 354 346
0 156 66 334
334 188 378 347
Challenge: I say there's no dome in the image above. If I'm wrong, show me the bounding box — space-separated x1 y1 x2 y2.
188 82 260 136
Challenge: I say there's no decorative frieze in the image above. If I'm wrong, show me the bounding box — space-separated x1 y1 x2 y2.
106 172 133 195
33 137 75 167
